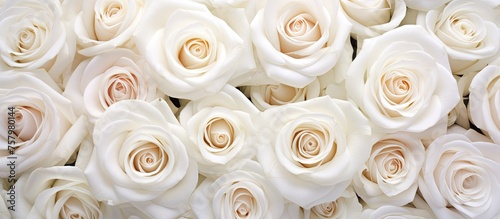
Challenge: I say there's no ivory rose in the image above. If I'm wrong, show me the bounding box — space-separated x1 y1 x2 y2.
134 0 250 100
345 25 460 134
255 96 371 209
468 65 500 144
12 166 104 219
419 131 500 218
249 78 321 111
251 0 351 88
0 71 86 178
85 99 198 218
74 0 144 56
339 0 406 38
178 85 258 178
417 0 500 75
63 48 164 126
353 133 425 207
190 162 284 218
0 0 76 86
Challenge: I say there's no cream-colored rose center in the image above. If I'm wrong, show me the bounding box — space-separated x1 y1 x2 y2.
15 24 47 62
129 143 168 174
292 127 336 168
59 197 89 219
437 13 485 50
204 117 234 151
232 188 255 218
178 38 214 69
104 72 139 106
13 106 42 142
95 0 127 41
278 11 322 58
312 201 336 217
382 72 412 105
265 84 301 105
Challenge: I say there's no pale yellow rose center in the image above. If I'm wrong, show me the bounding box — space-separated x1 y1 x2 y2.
312 201 336 217
232 188 255 218
364 141 406 183
278 11 323 58
204 117 234 150
292 128 336 168
104 72 139 106
95 0 127 41
265 84 301 105
59 196 96 219
130 143 168 174
13 106 42 142
178 38 214 69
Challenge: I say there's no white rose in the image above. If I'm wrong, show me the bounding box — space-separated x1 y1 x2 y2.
417 0 500 75
251 0 351 88
468 65 500 144
133 0 248 100
249 78 321 111
360 205 434 219
12 166 104 219
0 71 86 178
418 132 500 218
255 96 371 208
339 0 407 38
63 48 165 126
84 99 198 218
353 133 425 208
0 0 76 86
178 85 258 178
345 25 460 134
190 161 284 218
74 0 144 56
307 186 362 219
404 0 450 11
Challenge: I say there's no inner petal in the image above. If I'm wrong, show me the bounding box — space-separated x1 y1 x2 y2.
204 117 234 150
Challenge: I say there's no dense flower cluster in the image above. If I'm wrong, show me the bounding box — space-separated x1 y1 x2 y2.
1 0 500 218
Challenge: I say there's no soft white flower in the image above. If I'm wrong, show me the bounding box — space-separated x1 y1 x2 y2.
12 166 104 219
178 85 258 178
345 25 460 134
0 0 76 86
418 132 500 218
250 0 351 88
134 0 249 100
417 0 500 75
360 205 434 219
307 186 362 219
469 65 500 144
255 96 371 209
353 133 425 207
63 48 165 126
85 99 198 218
339 0 407 38
190 161 284 218
74 0 144 56
249 78 321 111
0 71 86 178
404 0 450 11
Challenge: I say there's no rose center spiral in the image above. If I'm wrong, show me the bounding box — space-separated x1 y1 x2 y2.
204 117 234 150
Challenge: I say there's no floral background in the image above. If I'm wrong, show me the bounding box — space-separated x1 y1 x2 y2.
0 0 499 218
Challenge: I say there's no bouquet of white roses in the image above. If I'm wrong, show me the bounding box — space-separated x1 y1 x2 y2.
1 0 500 218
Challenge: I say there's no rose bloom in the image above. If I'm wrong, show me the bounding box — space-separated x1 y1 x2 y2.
134 0 251 100
63 48 165 126
417 0 500 75
306 186 362 219
0 0 76 87
251 0 351 88
360 205 434 218
84 99 198 218
11 166 104 219
255 96 371 209
353 132 425 208
179 85 258 178
339 0 406 39
190 162 284 218
249 78 321 111
469 65 500 144
345 25 460 134
418 131 500 218
0 71 86 178
74 0 144 56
